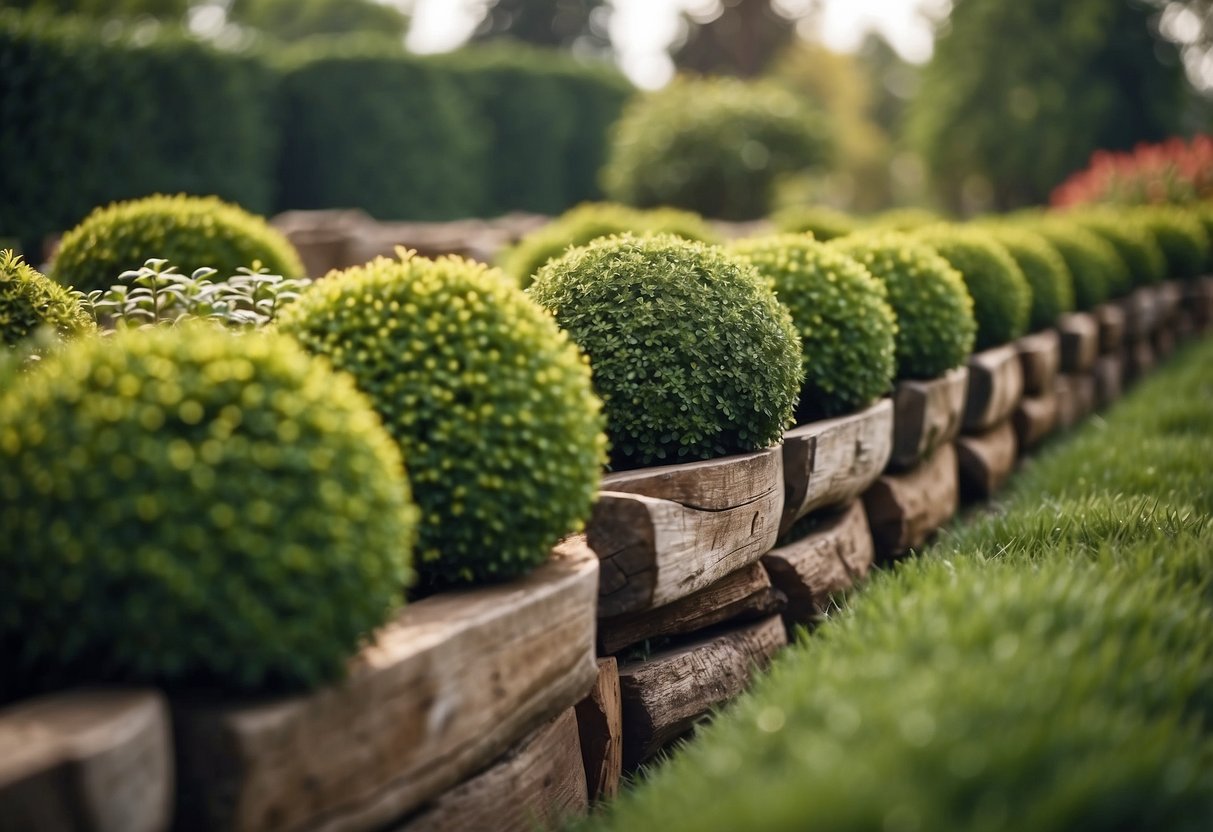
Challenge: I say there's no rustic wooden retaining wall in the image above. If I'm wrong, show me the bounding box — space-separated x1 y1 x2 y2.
2 279 1209 832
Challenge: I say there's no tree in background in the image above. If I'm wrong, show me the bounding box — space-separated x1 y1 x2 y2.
471 0 610 54
911 0 1195 213
673 0 797 78
1 0 189 19
227 0 408 43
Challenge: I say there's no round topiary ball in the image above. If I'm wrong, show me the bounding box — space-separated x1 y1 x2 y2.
1031 221 1126 310
829 232 976 380
52 194 305 293
1 249 95 348
913 226 1031 350
728 234 896 422
529 234 802 468
0 327 417 697
771 205 859 241
499 202 719 287
1069 211 1165 291
979 227 1075 331
1135 206 1210 281
277 251 606 588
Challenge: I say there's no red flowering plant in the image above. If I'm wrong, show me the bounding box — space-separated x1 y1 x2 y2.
1051 135 1213 207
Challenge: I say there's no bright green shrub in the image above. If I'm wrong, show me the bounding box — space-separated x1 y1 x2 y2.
0 11 276 253
50 194 304 294
603 77 831 220
529 235 801 468
864 206 944 232
0 249 94 347
771 205 859 240
0 326 417 697
829 233 976 379
1070 211 1166 290
1135 206 1210 281
914 226 1031 349
277 251 606 587
980 226 1075 331
499 203 719 286
1031 221 1125 310
728 234 896 421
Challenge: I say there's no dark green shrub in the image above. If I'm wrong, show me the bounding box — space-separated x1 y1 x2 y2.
913 226 1031 349
529 235 801 468
1187 202 1213 273
278 251 606 587
0 11 276 253
0 326 417 697
0 249 94 347
980 226 1075 331
1069 211 1165 290
1135 206 1210 281
50 194 303 294
771 205 859 240
500 203 719 286
275 39 486 220
1030 221 1125 310
728 234 896 421
603 77 831 221
830 232 976 379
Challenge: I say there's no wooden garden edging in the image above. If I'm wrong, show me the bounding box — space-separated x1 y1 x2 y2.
888 367 969 471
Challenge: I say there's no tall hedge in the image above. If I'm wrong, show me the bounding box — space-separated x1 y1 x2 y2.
0 11 277 252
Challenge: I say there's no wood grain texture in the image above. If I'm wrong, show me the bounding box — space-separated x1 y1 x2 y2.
1012 391 1058 451
1057 312 1099 373
0 689 171 832
574 659 622 804
1014 330 1060 396
398 708 587 832
173 538 600 832
589 447 783 618
597 562 785 656
1095 303 1126 355
762 500 873 622
780 398 893 535
888 367 969 472
956 420 1018 501
618 616 787 769
863 443 959 559
963 344 1025 433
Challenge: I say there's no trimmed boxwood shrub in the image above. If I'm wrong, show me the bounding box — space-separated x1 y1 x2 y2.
603 77 831 220
914 226 1031 349
1135 206 1210 281
500 203 719 287
771 205 859 240
865 206 944 232
1187 201 1213 273
980 226 1075 331
728 234 896 421
277 251 606 588
51 194 304 293
529 235 802 468
0 326 417 697
1069 211 1166 290
1031 221 1126 310
0 249 94 347
830 232 976 380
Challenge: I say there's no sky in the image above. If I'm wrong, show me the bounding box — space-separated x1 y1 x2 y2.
399 0 944 88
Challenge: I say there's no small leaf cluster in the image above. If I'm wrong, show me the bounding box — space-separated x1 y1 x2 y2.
729 234 897 422
829 232 976 380
602 77 831 220
529 234 802 468
85 258 310 330
0 326 417 697
0 249 95 348
979 226 1075 331
913 226 1032 350
771 205 860 241
51 194 304 293
1029 221 1127 310
277 250 607 588
1134 206 1210 281
1068 211 1166 290
499 202 719 287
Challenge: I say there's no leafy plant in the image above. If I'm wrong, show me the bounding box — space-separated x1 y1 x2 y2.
978 226 1075 331
1134 206 1210 281
1052 136 1213 208
1028 221 1126 310
1066 210 1165 290
0 249 95 348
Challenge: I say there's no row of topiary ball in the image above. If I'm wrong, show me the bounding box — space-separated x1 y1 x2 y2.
2 193 1209 700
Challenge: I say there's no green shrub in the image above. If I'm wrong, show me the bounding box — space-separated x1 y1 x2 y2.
1135 206 1210 281
980 226 1075 331
499 203 719 286
771 205 859 240
728 234 896 421
1069 211 1166 290
1030 221 1125 310
0 249 94 347
603 77 831 221
0 11 276 253
829 232 976 379
551 62 636 206
50 194 304 293
914 226 1031 349
0 326 417 697
529 235 801 468
1187 202 1213 273
278 251 606 587
864 206 944 232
